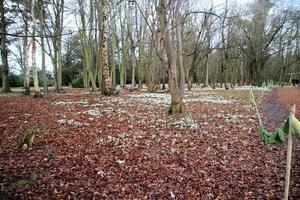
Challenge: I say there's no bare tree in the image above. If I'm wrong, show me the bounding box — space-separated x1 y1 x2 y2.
44 0 65 92
158 0 183 114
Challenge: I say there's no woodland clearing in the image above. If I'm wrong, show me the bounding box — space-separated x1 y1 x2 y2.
0 87 299 199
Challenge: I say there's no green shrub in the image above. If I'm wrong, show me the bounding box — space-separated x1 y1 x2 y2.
9 73 23 87
29 70 54 87
71 75 84 88
0 73 23 87
48 152 57 160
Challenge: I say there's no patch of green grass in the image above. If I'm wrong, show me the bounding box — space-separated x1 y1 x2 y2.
48 151 57 160
12 179 31 187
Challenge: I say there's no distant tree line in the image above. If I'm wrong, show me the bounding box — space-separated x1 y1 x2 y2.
1 0 299 113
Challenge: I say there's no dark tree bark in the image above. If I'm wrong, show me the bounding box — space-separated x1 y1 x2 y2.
0 0 11 92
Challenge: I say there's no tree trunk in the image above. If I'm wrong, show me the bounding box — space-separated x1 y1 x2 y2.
57 41 63 91
138 39 145 88
96 2 102 90
78 0 97 91
119 5 127 89
111 22 116 90
138 13 146 89
32 33 41 97
175 0 185 98
53 42 59 92
31 0 41 97
57 0 64 92
187 71 193 90
239 57 244 86
88 0 97 91
101 0 112 95
128 1 136 87
221 0 229 90
23 16 30 93
162 67 166 90
0 0 11 92
49 0 64 93
83 57 88 88
120 35 127 88
204 55 209 87
40 3 47 95
158 0 183 114
111 34 116 90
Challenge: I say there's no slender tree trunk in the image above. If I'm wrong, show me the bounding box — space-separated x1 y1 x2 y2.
120 35 126 88
111 12 117 90
89 0 97 91
50 0 64 93
158 0 183 114
117 35 122 86
78 0 97 91
96 1 102 90
31 0 41 97
101 0 112 95
119 5 126 88
57 0 64 91
187 69 193 90
57 41 62 90
53 41 59 92
83 54 88 88
0 0 11 92
111 30 116 90
138 39 145 88
162 67 166 90
221 0 229 90
128 1 136 87
32 33 41 97
187 29 202 91
24 38 31 94
239 55 244 86
230 60 236 88
88 50 97 91
40 4 47 95
138 12 146 89
175 0 185 98
204 6 212 88
23 17 29 90
204 54 209 87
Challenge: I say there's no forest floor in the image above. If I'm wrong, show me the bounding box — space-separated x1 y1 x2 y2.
0 86 299 199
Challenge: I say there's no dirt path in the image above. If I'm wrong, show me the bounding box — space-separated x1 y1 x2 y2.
262 87 300 200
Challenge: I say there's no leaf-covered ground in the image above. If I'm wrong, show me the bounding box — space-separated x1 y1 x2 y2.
0 87 299 199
